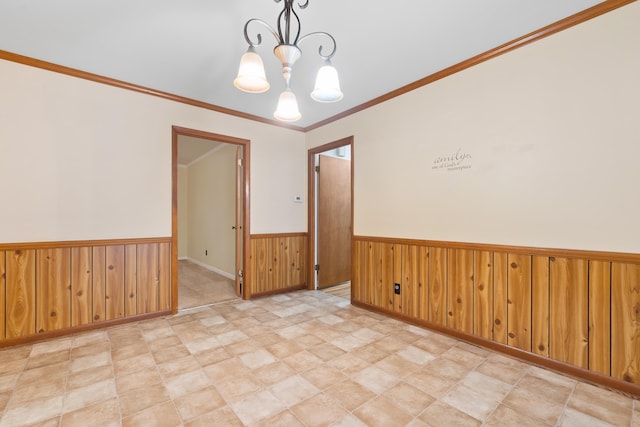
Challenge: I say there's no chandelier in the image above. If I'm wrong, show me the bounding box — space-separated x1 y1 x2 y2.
233 0 343 122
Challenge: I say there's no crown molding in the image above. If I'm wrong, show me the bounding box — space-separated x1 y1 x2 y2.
0 50 305 132
1 0 634 133
303 0 636 131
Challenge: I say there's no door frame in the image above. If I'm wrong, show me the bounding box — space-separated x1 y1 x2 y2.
307 136 354 291
171 126 251 313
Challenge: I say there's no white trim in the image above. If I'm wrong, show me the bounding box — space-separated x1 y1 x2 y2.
178 256 188 260
183 257 235 280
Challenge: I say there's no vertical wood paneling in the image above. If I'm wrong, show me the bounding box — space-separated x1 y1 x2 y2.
360 242 377 304
105 245 125 320
124 244 137 317
589 260 611 376
137 244 159 314
531 256 550 357
268 238 282 290
36 248 71 333
507 254 531 351
71 247 92 326
428 247 447 326
290 237 305 287
392 244 403 313
298 236 307 287
2 236 638 393
158 242 171 311
352 240 365 303
381 243 394 311
248 235 308 296
1 240 171 344
1 251 6 340
473 251 493 340
92 246 106 322
370 242 382 306
493 252 508 344
447 249 474 334
280 237 291 289
349 238 640 389
401 245 420 318
5 250 36 338
418 246 429 321
550 257 588 368
251 239 269 294
611 262 640 384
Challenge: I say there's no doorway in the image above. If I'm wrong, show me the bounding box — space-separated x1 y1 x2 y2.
171 126 250 313
307 136 354 296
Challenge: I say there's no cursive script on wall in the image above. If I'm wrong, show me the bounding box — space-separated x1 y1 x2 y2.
432 148 471 172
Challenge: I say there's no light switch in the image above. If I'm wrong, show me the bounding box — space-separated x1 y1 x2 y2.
293 195 303 203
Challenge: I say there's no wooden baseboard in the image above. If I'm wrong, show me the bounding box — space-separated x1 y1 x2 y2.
0 310 171 349
1 238 172 346
352 300 640 397
182 257 235 280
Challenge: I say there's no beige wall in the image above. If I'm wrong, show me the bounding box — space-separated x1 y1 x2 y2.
186 144 236 276
0 59 306 243
1 3 638 255
307 2 640 253
177 165 188 258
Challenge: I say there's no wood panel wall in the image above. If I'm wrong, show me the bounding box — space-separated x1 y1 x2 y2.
249 233 306 298
352 236 640 394
0 239 171 346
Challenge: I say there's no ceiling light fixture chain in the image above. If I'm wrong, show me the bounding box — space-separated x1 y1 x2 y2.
233 0 343 122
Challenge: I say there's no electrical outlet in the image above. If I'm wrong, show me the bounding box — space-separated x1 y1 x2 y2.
394 283 401 295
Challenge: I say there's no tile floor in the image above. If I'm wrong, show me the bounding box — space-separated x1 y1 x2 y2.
178 260 238 310
0 290 638 426
321 283 351 300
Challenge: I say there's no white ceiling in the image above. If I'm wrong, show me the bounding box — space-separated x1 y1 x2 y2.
0 0 604 128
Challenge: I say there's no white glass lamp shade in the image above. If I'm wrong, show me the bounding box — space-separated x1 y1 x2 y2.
274 89 302 122
234 47 270 93
311 61 343 102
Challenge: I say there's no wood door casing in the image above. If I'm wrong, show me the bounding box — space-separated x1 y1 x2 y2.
171 126 251 304
236 146 244 296
317 154 351 289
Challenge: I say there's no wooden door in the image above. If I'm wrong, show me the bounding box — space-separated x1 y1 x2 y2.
235 146 244 297
317 154 351 289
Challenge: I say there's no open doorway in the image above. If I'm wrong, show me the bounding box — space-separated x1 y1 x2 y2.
171 127 250 313
307 136 354 299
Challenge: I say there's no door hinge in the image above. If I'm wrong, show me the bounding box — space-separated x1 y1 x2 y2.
238 158 243 167
315 165 319 173
315 264 320 271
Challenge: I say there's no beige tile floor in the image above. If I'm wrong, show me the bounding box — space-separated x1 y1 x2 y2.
178 260 238 310
321 283 351 300
0 290 638 426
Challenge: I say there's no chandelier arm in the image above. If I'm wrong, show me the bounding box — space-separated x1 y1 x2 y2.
298 31 337 60
276 0 302 45
243 18 281 47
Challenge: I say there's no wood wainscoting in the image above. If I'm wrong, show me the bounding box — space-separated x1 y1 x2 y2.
352 236 640 396
0 238 171 347
249 233 307 298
